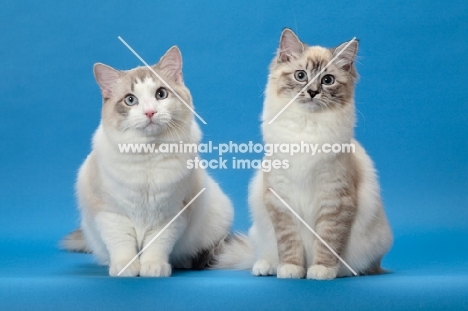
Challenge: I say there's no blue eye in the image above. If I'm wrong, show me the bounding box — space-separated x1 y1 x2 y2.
156 87 168 100
124 94 138 106
321 74 335 85
294 70 307 82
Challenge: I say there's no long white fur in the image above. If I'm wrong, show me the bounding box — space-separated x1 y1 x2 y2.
72 47 233 277
216 32 392 279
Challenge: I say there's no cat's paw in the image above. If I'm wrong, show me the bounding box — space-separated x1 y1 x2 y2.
109 259 140 277
307 264 338 280
140 262 172 277
277 263 306 279
252 259 276 276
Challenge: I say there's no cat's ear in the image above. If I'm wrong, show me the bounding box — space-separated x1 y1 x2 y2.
333 39 359 72
278 28 304 62
157 46 183 83
94 63 121 99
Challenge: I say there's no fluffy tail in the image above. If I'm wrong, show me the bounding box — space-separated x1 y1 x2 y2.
60 228 90 253
210 233 256 270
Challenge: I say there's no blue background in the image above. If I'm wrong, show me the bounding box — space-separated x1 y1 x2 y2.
1 0 467 309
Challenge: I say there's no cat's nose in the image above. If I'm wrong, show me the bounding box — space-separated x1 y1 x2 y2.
145 110 156 118
307 89 319 98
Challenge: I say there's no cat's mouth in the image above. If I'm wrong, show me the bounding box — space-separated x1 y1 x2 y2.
298 97 318 105
140 117 173 135
145 119 161 128
138 119 163 134
145 116 164 126
136 113 175 136
297 98 324 112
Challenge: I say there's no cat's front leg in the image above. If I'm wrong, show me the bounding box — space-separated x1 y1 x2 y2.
139 214 188 277
264 191 306 279
307 187 357 280
95 212 140 277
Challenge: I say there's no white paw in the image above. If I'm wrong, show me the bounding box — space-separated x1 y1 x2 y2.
307 265 338 280
277 263 305 279
140 262 172 277
109 259 140 277
252 259 276 276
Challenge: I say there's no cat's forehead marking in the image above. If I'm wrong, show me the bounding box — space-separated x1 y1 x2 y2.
128 68 157 94
132 77 157 96
305 46 332 68
126 68 153 92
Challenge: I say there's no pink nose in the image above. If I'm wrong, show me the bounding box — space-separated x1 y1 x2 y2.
145 111 156 118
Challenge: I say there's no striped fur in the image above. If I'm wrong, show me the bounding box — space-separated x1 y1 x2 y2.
215 29 393 280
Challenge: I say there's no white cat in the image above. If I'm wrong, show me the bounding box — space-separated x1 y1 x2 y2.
62 46 233 277
216 29 393 280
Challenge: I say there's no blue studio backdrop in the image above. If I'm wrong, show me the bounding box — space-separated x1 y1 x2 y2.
0 0 467 310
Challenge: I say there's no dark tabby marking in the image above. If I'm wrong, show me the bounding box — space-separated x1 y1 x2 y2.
190 248 213 270
190 235 233 269
266 200 305 268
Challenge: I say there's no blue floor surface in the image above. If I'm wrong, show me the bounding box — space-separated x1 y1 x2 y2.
1 0 467 310
2 230 468 310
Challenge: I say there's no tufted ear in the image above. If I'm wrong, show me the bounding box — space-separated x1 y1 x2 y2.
157 46 183 83
278 28 304 62
93 63 121 99
333 39 359 72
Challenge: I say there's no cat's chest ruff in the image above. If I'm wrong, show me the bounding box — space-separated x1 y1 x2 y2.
113 153 190 185
264 124 339 201
265 119 343 146
269 153 327 191
100 152 193 213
